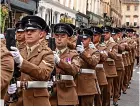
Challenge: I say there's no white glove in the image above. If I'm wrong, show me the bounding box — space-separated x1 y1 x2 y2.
89 42 96 49
10 46 23 68
8 83 17 94
76 42 85 53
53 51 60 64
101 50 108 56
48 81 54 88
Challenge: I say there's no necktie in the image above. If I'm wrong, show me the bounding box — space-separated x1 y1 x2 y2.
27 47 31 57
58 50 61 57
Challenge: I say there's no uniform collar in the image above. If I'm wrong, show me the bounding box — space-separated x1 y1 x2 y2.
26 43 39 53
56 47 67 55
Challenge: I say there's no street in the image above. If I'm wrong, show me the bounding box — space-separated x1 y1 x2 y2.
111 62 139 106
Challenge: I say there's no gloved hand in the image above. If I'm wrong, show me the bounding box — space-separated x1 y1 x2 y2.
100 50 108 56
48 81 54 88
89 42 96 49
10 46 23 68
8 83 17 94
76 42 85 53
53 51 60 64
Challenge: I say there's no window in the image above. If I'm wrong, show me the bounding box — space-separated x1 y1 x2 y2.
127 5 130 11
134 22 137 26
126 22 129 26
134 6 138 11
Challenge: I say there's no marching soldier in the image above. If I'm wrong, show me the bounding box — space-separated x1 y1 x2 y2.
90 26 108 106
111 28 126 106
75 28 100 106
9 15 55 106
49 23 80 106
101 26 118 106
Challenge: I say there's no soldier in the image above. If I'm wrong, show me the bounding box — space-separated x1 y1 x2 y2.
101 26 118 106
49 23 80 106
0 36 14 105
111 28 126 106
15 21 26 50
75 28 100 106
90 26 108 106
9 15 54 106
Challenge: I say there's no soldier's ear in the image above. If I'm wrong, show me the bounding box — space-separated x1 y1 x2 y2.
39 31 44 39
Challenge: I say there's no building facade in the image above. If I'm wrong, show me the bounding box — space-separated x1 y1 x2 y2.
121 0 139 32
110 0 122 27
74 0 89 27
38 0 77 26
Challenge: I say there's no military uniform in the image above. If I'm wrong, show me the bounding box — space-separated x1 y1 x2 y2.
49 23 79 106
111 28 125 105
101 26 118 106
75 29 100 106
90 26 108 106
9 15 55 106
0 41 14 99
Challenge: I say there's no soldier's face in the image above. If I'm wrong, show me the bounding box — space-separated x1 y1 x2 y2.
104 32 111 41
16 31 25 42
25 29 43 46
82 37 91 48
93 34 101 44
54 33 68 49
112 34 118 40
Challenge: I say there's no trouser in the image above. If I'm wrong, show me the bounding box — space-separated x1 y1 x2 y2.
128 65 132 83
136 56 139 65
113 70 122 102
102 77 113 106
78 95 95 106
119 69 125 97
94 85 106 106
130 62 134 80
122 66 128 92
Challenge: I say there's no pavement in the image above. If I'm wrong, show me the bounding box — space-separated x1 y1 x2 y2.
111 63 139 106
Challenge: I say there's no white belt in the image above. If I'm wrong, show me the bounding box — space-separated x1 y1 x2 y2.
107 58 114 61
0 99 4 106
122 51 129 54
96 64 103 68
17 81 49 88
60 75 74 80
117 54 122 57
81 69 95 74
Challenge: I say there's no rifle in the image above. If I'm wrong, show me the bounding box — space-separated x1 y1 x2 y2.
76 35 82 53
48 37 56 95
100 34 105 44
5 28 20 103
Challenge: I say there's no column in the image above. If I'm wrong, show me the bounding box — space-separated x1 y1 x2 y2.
42 7 46 20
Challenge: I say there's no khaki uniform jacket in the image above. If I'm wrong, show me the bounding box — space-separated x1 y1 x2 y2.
0 42 14 99
115 40 125 71
50 48 80 105
95 43 108 86
19 44 54 106
103 38 118 77
75 47 100 96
